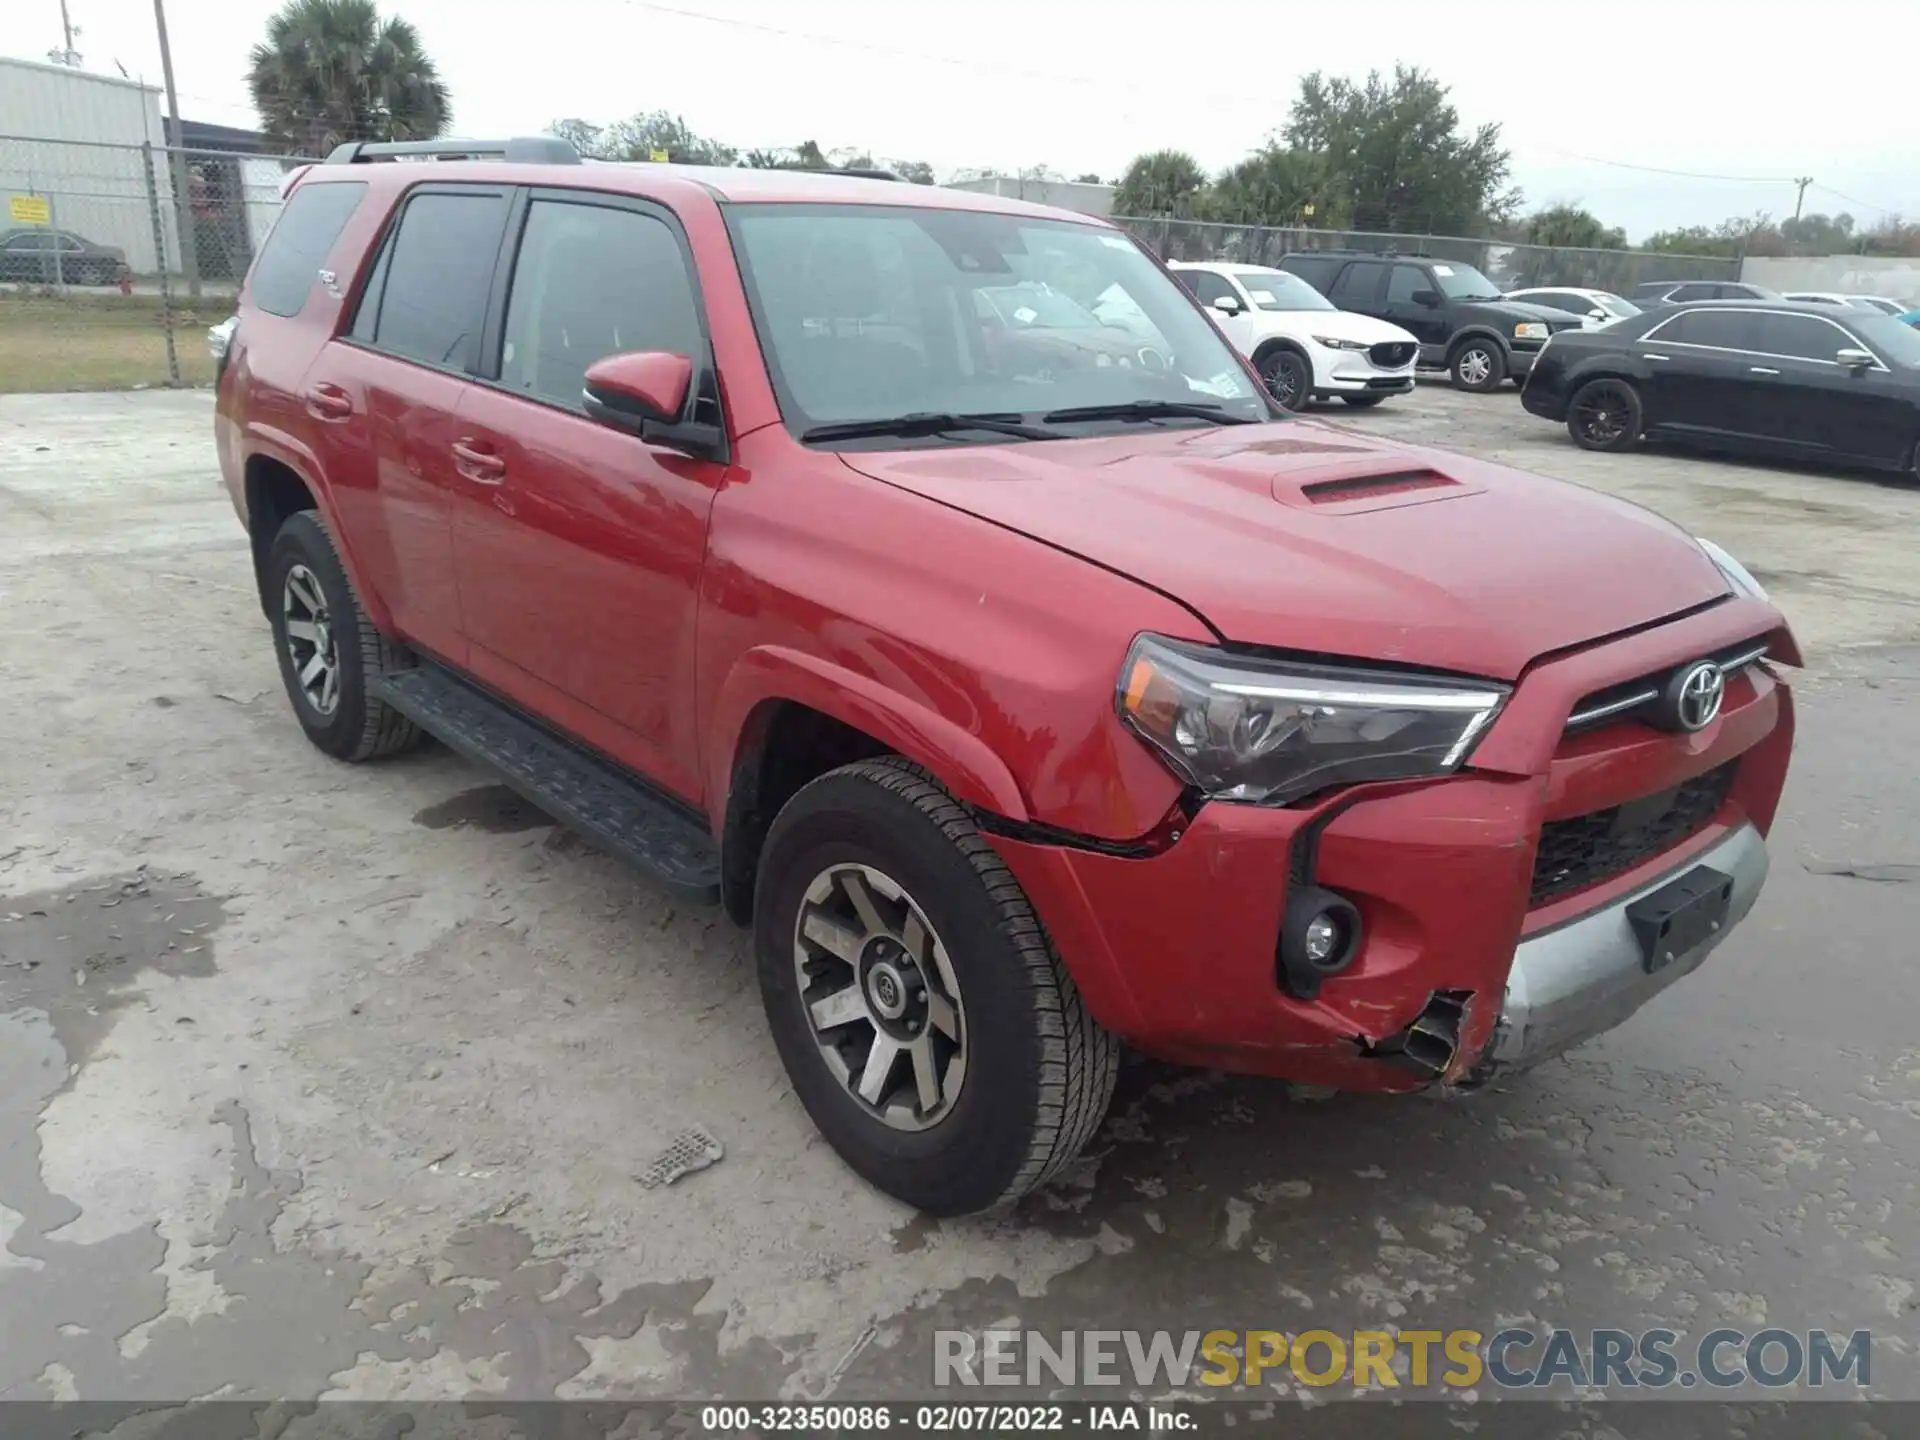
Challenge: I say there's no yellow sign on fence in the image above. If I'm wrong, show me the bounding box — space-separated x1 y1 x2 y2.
8 194 52 225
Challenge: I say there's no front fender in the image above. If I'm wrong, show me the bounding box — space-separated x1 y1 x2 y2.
707 645 1031 830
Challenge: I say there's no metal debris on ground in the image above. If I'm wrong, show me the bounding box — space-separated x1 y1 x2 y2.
637 1126 724 1189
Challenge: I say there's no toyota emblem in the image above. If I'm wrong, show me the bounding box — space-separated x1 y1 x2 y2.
1667 661 1726 732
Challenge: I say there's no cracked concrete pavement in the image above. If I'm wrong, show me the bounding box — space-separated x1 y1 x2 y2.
2 387 1918 1418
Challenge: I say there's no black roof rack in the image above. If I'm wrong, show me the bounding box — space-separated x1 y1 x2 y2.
783 165 901 182
324 137 581 165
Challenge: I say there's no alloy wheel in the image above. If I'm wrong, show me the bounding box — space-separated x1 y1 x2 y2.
1457 347 1494 388
1574 384 1632 446
792 862 967 1132
1262 352 1305 408
281 563 341 716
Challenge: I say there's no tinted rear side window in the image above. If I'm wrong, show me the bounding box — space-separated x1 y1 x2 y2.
249 181 365 318
1281 255 1341 292
1329 261 1387 305
367 190 510 371
1648 310 1764 350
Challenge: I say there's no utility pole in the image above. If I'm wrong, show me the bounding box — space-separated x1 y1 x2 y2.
151 0 201 301
1792 176 1814 223
51 0 81 65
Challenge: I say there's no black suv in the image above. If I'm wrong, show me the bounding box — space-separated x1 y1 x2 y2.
1278 253 1584 392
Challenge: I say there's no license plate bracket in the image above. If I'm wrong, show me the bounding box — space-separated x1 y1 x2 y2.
1627 865 1734 974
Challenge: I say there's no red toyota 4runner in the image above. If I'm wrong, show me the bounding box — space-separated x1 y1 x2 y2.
214 139 1797 1214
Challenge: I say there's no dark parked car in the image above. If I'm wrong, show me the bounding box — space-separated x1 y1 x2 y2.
1631 280 1780 306
1278 252 1586 391
0 227 129 285
1521 300 1920 474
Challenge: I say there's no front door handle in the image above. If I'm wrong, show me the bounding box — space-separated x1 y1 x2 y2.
1749 366 1781 376
1641 352 1669 361
450 438 506 484
305 383 353 420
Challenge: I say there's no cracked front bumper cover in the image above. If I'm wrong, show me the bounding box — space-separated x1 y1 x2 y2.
1481 823 1769 1075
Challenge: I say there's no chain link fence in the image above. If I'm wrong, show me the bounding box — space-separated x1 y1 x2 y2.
5 135 1748 394
2 135 308 391
1113 217 1741 294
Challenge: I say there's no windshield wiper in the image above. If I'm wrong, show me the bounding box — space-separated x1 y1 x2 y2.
1040 399 1258 426
801 411 1061 443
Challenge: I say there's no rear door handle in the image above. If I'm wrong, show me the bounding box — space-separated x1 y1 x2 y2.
1749 366 1781 376
304 383 353 420
1641 353 1669 361
450 438 506 484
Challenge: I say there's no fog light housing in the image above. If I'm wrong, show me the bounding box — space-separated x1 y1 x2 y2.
1278 885 1363 1000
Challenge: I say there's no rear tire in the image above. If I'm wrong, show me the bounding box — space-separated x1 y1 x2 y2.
1257 347 1313 412
1566 378 1643 452
754 756 1119 1215
1340 395 1387 408
1449 339 1506 392
264 511 421 762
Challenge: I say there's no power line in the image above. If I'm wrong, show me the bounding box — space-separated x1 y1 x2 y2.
1533 145 1798 184
1808 182 1906 218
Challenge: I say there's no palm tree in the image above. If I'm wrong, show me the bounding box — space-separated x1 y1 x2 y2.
248 0 450 157
1112 151 1208 219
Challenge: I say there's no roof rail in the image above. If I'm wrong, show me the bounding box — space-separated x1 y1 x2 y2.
324 137 581 165
784 165 901 182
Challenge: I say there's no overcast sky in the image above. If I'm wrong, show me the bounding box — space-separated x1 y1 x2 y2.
27 0 1918 240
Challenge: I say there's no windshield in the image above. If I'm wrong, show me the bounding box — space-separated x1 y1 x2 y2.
1852 296 1905 317
1235 271 1334 313
1853 314 1920 366
1429 263 1502 301
726 204 1268 440
1595 293 1640 317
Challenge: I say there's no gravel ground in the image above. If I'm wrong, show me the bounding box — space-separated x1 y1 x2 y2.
2 385 1917 1424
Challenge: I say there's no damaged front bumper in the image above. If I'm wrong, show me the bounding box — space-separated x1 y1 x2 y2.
1480 822 1768 1076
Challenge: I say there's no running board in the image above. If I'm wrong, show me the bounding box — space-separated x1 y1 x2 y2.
372 665 721 901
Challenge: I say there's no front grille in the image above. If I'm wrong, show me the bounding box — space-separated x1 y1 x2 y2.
1529 762 1736 906
1369 341 1416 368
1565 637 1772 734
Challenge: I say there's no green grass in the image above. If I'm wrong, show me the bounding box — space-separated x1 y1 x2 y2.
0 291 219 392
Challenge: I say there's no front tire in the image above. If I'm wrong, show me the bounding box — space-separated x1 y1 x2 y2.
264 511 420 761
754 757 1119 1214
1257 347 1313 412
1449 339 1506 392
1566 378 1643 452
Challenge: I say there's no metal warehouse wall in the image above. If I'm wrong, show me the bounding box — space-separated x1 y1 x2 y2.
1739 255 1920 308
1 56 181 273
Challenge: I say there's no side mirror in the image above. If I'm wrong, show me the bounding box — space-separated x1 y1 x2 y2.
1587 308 1610 323
1210 294 1244 316
582 350 727 460
1835 348 1876 371
584 350 691 428
1412 289 1441 308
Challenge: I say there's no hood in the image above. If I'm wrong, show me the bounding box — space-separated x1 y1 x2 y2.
1457 297 1581 326
839 424 1731 680
1257 309 1418 346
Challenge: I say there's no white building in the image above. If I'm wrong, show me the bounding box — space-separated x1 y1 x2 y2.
945 175 1115 219
0 55 181 273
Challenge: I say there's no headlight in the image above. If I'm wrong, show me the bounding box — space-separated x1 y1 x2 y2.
1116 635 1508 804
1696 537 1769 601
1311 335 1370 351
1514 322 1550 340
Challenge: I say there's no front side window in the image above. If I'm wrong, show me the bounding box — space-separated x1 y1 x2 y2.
726 204 1264 436
366 190 510 371
1385 265 1429 304
248 179 365 318
1181 270 1237 307
1752 312 1854 362
500 199 702 411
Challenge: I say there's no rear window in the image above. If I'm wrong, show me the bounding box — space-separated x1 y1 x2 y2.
249 180 366 318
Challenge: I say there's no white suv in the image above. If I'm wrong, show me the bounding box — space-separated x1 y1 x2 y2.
1169 261 1419 410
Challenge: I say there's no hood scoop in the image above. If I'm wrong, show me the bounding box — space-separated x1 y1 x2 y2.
1276 458 1480 514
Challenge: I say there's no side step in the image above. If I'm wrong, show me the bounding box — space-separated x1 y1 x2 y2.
373 664 721 901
